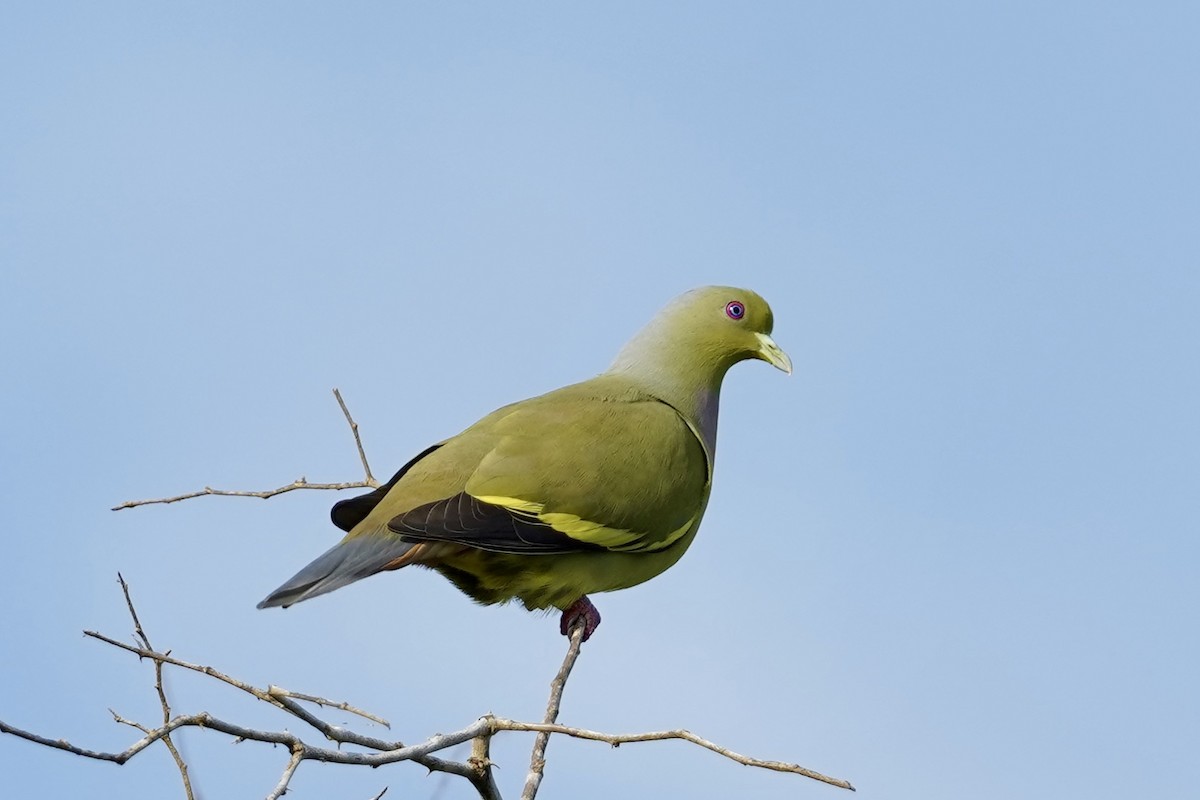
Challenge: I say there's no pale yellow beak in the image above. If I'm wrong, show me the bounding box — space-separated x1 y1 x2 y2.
754 332 793 374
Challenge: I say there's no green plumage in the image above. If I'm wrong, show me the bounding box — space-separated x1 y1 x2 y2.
258 286 791 638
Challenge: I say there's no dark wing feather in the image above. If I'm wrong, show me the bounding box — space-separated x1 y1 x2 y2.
330 444 443 533
388 493 603 555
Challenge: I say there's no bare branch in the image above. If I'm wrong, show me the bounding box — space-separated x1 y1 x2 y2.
109 708 149 733
268 686 391 729
117 573 194 800
0 717 137 763
334 387 376 484
469 729 503 800
112 389 380 510
493 718 855 791
110 477 376 511
9 708 854 800
84 630 286 708
0 712 493 769
72 581 499 795
521 619 586 800
3 605 854 796
79 631 419 757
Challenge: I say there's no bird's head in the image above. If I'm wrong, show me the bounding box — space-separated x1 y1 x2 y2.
609 285 792 386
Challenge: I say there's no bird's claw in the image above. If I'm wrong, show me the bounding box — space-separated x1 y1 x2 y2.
560 595 601 641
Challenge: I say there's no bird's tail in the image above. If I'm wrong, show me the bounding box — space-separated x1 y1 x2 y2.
256 534 417 609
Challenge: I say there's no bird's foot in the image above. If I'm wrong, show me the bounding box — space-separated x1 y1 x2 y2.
559 595 601 642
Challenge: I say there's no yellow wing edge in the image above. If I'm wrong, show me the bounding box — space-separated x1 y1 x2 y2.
472 493 695 552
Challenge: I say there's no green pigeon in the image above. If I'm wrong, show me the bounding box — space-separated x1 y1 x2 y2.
258 286 791 640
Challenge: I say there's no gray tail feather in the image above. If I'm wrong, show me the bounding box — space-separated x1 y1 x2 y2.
257 535 415 609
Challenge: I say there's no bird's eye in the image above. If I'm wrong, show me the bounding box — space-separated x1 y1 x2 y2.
725 301 745 320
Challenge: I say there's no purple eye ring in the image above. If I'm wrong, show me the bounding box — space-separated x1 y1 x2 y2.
725 301 745 320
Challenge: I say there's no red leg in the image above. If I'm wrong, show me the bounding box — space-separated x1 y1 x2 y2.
559 595 601 641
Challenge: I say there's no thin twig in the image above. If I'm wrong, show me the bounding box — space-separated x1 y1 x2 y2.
110 478 375 510
112 389 380 510
334 387 375 484
493 718 855 791
84 630 286 708
109 708 149 733
268 686 390 728
82 630 411 752
521 620 586 800
117 573 194 800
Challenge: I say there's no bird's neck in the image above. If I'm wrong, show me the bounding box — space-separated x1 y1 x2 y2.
690 386 721 459
606 352 727 459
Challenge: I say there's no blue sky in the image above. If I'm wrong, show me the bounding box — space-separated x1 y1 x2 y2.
2 3 1197 799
